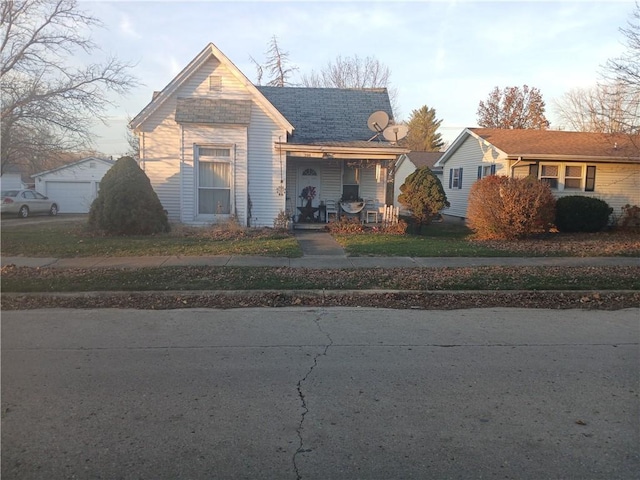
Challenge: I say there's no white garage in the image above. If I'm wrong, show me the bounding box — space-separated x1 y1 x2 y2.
32 157 115 214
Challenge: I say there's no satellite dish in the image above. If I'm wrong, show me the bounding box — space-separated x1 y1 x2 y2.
367 111 389 133
383 124 409 143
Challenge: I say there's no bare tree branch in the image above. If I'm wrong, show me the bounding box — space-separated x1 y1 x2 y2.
0 0 137 175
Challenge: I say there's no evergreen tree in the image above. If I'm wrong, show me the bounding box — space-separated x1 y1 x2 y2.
89 156 170 235
402 105 444 151
398 167 449 225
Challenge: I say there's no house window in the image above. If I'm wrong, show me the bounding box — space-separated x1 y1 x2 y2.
209 75 221 91
197 146 231 215
342 164 360 200
477 164 496 179
449 168 463 189
539 163 595 192
564 165 582 190
540 164 559 189
89 162 96 169
585 166 596 192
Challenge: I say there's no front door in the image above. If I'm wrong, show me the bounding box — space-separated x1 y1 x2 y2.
297 166 321 208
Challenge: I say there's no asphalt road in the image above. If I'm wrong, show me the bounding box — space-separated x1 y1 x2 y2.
2 307 639 480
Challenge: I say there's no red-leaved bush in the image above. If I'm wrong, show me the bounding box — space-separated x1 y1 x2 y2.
467 175 556 240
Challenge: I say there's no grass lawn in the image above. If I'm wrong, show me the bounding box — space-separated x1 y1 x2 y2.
334 221 640 257
2 265 639 292
0 222 302 257
1 218 639 258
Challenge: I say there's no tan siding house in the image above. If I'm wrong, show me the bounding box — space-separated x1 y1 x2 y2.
435 128 640 220
130 43 407 227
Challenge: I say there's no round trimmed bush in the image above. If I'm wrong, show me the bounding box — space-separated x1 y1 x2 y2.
89 156 170 235
398 167 449 227
555 196 612 232
467 175 556 240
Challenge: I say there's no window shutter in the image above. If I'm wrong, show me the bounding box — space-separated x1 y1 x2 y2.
449 169 453 189
477 166 483 179
585 166 596 192
529 164 539 177
458 168 463 189
490 164 496 175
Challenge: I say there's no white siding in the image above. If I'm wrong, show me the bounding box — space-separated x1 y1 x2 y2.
556 163 640 215
359 164 386 204
394 157 414 210
138 56 264 225
247 104 287 227
181 124 248 223
442 135 507 218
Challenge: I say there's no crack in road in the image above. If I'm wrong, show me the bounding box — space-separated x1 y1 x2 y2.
293 310 333 480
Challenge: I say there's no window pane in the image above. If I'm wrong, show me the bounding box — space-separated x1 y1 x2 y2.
565 166 582 177
541 178 558 189
199 147 230 157
199 162 229 188
565 178 581 189
199 189 230 214
343 165 358 185
541 165 558 176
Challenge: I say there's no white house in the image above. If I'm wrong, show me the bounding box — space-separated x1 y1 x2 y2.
129 43 407 227
32 157 115 213
393 151 443 212
435 128 640 219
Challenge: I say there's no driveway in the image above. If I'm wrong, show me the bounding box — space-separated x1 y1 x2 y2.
2 307 638 479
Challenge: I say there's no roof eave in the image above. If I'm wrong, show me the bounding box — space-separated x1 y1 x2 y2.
506 154 640 163
280 143 409 159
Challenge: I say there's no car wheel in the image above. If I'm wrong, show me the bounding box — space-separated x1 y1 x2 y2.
49 204 58 216
18 205 29 218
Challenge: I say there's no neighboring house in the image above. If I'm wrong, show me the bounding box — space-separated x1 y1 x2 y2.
32 157 115 213
393 151 443 212
435 128 640 219
1 166 25 190
129 43 407 227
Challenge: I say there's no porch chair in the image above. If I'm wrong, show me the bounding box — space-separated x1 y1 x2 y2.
324 199 339 223
364 199 380 223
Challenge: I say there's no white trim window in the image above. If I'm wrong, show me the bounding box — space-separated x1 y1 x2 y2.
196 146 232 215
539 163 595 192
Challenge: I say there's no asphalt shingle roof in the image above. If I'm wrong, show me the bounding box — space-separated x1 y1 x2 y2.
257 86 394 144
407 151 444 169
470 128 640 160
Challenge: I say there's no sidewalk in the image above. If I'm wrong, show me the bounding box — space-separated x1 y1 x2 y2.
2 255 638 269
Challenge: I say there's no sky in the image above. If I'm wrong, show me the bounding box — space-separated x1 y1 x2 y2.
79 0 636 157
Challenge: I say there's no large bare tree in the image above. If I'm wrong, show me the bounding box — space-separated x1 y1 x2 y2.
300 54 399 116
553 83 639 133
0 0 137 175
477 85 550 129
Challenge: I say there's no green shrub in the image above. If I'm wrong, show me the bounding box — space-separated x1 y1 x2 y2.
89 156 170 235
555 196 612 232
398 167 449 226
467 175 556 240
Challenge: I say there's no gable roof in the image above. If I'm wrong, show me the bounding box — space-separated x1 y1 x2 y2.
437 128 640 166
257 86 394 144
31 157 115 178
129 43 293 133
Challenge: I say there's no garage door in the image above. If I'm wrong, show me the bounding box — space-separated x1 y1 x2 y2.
45 182 93 213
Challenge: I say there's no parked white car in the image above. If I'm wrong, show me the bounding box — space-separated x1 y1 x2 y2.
1 189 59 218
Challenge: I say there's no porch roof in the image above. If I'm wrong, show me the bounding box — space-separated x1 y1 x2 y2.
277 140 408 160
